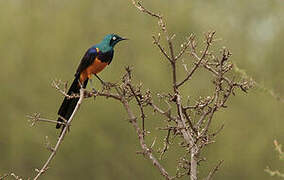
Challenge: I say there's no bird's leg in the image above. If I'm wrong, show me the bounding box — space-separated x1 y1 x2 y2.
89 78 97 93
95 74 106 86
78 79 83 88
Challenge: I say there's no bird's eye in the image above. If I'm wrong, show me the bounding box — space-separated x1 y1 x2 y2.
112 36 117 40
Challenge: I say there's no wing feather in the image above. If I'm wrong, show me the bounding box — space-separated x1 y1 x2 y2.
75 47 99 77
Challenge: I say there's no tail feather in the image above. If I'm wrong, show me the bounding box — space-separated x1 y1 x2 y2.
56 76 88 129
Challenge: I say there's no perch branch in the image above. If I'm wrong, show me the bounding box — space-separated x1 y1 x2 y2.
33 88 85 180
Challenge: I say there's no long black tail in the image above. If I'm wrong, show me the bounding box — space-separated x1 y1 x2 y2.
56 76 88 129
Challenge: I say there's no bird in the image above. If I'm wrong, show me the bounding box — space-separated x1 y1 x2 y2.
56 34 127 129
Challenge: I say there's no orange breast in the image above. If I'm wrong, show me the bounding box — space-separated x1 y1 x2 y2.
80 58 108 83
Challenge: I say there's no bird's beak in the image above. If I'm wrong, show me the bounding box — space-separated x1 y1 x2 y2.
120 37 129 41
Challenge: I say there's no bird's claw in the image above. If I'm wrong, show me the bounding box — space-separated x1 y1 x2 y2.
92 88 97 93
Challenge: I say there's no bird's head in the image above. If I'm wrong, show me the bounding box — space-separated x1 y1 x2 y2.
100 34 127 49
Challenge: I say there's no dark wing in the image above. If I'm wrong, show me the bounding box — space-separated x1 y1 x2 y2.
75 47 99 77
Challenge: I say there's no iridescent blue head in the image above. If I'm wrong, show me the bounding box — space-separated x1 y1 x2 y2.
97 34 127 53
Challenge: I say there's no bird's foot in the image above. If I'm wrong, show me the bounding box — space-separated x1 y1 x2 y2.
92 88 97 93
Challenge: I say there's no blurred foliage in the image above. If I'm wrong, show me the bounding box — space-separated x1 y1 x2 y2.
0 0 283 179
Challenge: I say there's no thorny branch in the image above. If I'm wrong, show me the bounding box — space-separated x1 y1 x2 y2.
177 32 214 88
31 88 85 180
265 140 284 178
126 72 146 137
130 1 252 180
20 1 253 180
120 75 171 179
205 160 224 180
0 172 27 180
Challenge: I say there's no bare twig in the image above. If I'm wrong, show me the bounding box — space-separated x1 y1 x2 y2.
27 113 66 127
127 82 146 137
205 160 224 180
121 97 172 180
131 0 162 19
10 173 24 180
175 35 193 60
33 88 85 180
159 128 172 159
265 167 284 178
274 140 284 160
152 35 172 62
149 102 177 122
177 32 215 88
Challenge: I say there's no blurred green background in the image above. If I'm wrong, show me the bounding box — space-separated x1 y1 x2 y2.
0 0 283 179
